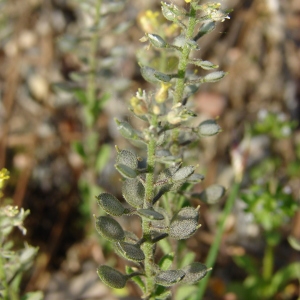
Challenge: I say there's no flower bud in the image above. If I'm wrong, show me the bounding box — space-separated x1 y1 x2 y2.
155 82 172 103
155 270 185 286
95 216 125 242
210 9 231 22
97 265 127 289
130 96 147 115
96 193 128 216
198 119 221 136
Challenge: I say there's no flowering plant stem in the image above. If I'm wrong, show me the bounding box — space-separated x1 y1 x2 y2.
174 4 197 105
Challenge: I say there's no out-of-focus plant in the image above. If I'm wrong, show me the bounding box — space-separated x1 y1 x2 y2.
228 111 300 300
0 169 43 300
94 1 231 299
54 0 129 225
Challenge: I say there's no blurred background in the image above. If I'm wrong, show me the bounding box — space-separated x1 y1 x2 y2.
0 0 299 299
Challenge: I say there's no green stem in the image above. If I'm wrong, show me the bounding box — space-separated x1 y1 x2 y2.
193 181 241 300
171 4 197 155
173 4 197 105
86 0 102 128
141 116 157 298
262 242 274 282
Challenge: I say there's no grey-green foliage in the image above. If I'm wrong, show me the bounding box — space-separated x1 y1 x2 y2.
0 169 43 300
94 1 230 298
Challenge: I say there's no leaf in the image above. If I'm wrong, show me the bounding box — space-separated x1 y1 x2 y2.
95 144 111 172
159 252 175 271
126 266 145 292
233 255 259 277
72 141 86 160
21 291 44 300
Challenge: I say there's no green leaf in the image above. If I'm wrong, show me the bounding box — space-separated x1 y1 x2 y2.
95 144 111 172
233 255 259 277
72 141 86 160
21 291 44 300
159 252 175 271
158 238 172 255
175 285 197 300
126 266 145 292
178 251 195 269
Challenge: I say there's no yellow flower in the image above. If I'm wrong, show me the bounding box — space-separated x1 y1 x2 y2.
185 0 191 3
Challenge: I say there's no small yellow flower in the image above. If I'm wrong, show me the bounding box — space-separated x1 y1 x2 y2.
185 0 191 3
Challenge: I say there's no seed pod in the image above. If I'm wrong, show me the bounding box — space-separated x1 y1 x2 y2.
147 33 167 48
97 265 127 289
190 59 218 70
180 262 209 284
124 231 139 244
169 219 199 240
172 166 195 182
157 164 181 182
115 164 138 179
154 71 172 82
192 184 226 204
187 173 205 184
171 206 200 223
137 208 164 220
140 65 159 84
198 119 221 136
155 270 185 286
122 178 144 208
116 241 145 262
115 119 140 140
116 149 138 170
202 71 227 83
95 216 125 242
169 208 200 240
96 193 127 216
194 21 216 41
